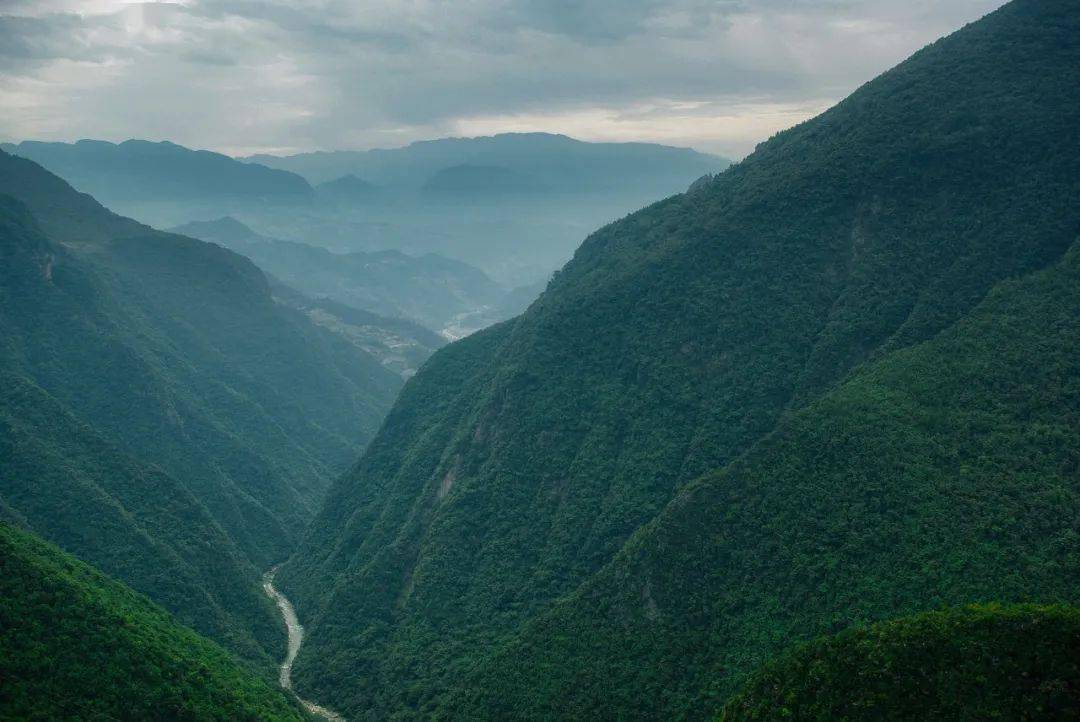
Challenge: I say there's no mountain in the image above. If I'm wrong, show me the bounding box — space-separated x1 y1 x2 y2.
314 174 382 206
242 133 730 285
1 139 312 225
275 1 1080 718
720 605 1080 721
172 216 511 338
0 149 403 668
0 522 306 721
421 164 549 198
246 132 725 194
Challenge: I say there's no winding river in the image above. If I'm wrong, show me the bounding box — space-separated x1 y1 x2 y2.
263 567 346 722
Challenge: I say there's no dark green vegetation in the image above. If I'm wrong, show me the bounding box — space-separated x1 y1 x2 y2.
278 1 1080 718
0 523 306 721
0 150 403 668
720 605 1080 721
171 216 510 338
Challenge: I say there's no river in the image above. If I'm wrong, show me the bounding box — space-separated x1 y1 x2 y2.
263 567 346 722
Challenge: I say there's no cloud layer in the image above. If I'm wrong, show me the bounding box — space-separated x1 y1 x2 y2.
0 0 1004 156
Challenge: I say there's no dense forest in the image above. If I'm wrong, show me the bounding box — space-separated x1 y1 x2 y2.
0 522 307 721
1 0 1077 719
720 605 1080 721
0 150 403 669
277 0 1080 717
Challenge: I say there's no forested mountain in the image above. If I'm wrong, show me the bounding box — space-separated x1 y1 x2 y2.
171 216 509 338
0 149 403 668
420 164 549 198
1 139 311 211
720 604 1080 721
0 523 307 721
276 1 1080 718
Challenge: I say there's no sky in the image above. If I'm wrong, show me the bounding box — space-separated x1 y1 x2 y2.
0 0 1005 159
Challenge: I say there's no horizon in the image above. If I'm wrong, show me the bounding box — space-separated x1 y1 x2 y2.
1 0 1004 158
2 130 731 160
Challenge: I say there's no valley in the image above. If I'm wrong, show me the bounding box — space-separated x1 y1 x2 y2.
1 0 1077 719
263 568 345 722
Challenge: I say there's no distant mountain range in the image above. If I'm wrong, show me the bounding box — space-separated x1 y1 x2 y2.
3 134 728 286
245 132 725 193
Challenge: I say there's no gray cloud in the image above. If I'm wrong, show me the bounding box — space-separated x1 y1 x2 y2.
0 0 1005 157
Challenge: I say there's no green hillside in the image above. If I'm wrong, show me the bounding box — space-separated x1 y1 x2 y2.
451 234 1080 718
719 605 1080 721
277 0 1080 717
0 522 306 721
0 152 403 666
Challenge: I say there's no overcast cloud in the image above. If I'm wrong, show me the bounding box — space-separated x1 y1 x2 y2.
0 0 1005 157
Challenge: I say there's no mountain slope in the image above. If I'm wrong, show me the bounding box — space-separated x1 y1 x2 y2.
278 0 1080 717
0 151 403 666
451 233 1080 719
172 216 508 336
720 605 1080 721
0 523 306 721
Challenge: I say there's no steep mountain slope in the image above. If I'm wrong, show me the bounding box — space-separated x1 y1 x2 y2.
452 233 1080 719
719 605 1080 721
171 216 508 336
0 152 403 665
0 523 306 721
278 1 1080 717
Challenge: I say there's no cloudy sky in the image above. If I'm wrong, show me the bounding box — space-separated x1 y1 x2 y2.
1 0 1004 158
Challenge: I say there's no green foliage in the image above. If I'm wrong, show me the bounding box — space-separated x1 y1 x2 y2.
0 523 307 721
278 0 1080 718
0 152 402 667
719 604 1080 721
447 230 1080 720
